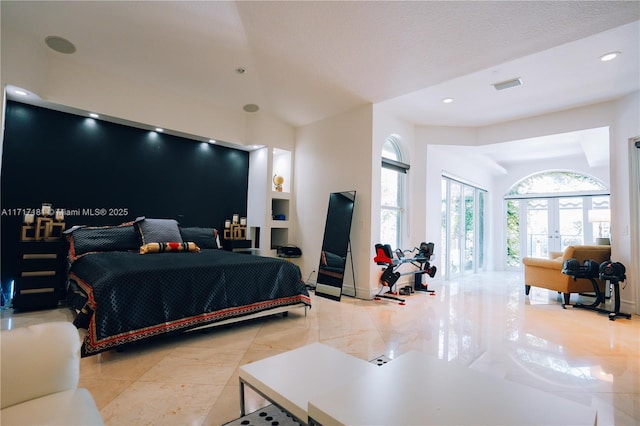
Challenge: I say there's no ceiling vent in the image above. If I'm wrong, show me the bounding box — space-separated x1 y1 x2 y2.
492 78 522 91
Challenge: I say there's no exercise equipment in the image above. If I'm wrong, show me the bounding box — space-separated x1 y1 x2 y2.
373 242 437 305
598 261 631 321
561 258 631 320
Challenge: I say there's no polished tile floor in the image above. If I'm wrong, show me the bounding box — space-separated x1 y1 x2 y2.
2 271 639 425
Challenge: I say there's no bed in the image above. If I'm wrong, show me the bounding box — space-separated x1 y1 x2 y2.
65 218 311 357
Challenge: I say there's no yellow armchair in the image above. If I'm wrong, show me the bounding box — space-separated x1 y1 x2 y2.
522 245 611 306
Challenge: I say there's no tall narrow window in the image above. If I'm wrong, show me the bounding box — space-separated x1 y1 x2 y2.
441 175 487 279
381 136 408 249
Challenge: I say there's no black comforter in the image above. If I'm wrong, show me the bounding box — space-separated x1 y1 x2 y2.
68 249 310 356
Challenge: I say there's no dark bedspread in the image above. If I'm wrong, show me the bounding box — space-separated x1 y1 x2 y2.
68 249 311 356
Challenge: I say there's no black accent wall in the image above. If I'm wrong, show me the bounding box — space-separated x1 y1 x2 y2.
1 101 249 284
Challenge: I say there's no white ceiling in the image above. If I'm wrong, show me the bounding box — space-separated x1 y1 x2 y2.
2 1 639 165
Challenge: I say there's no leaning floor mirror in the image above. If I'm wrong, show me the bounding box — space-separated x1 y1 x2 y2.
315 191 356 301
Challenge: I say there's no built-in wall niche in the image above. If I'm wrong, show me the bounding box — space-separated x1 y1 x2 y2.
271 228 289 249
271 198 290 221
272 148 291 193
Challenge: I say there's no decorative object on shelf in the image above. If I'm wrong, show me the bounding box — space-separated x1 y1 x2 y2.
273 174 284 192
21 203 65 241
273 214 286 220
223 214 247 240
41 203 52 216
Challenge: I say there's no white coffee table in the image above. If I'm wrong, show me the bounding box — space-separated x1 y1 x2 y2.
239 343 376 424
308 351 597 425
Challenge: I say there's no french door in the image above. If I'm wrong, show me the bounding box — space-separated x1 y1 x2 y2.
506 195 610 268
525 197 584 258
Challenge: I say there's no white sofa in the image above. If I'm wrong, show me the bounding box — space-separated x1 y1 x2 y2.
0 321 103 425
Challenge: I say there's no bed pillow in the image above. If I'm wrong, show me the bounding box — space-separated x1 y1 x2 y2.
64 223 139 261
179 227 220 249
139 242 200 254
134 217 183 245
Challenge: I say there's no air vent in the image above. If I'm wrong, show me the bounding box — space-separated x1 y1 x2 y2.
492 78 522 91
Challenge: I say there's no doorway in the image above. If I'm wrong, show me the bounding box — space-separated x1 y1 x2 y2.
505 171 609 268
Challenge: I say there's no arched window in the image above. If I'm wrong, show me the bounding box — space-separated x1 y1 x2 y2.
381 135 408 249
508 170 607 196
505 170 610 265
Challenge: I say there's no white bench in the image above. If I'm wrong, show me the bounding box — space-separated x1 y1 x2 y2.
308 351 597 425
239 344 597 426
239 343 376 424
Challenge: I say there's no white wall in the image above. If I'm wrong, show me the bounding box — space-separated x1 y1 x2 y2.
294 105 373 298
612 91 640 314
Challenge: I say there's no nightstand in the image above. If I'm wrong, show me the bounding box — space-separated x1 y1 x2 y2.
12 240 68 311
223 239 256 254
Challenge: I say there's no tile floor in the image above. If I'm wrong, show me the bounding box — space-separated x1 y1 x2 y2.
2 271 639 425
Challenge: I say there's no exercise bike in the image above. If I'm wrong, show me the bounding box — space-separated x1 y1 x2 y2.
373 242 437 305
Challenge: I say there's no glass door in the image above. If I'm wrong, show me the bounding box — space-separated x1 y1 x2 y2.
441 177 486 279
526 199 549 258
557 197 584 248
463 186 475 273
509 195 607 267
525 197 584 259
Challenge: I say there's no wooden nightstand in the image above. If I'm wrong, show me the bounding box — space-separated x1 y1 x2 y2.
12 240 68 311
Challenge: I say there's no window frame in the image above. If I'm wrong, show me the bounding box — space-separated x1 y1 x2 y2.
380 137 408 249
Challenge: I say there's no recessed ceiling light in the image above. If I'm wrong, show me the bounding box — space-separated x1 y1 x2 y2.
14 89 29 96
442 98 453 104
243 104 259 113
208 139 216 144
45 35 76 54
236 67 247 74
600 51 621 62
89 113 99 118
155 127 164 132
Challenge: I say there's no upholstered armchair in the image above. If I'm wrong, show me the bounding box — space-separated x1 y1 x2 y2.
522 245 611 306
0 321 103 425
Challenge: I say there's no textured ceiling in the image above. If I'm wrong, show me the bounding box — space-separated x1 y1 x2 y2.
2 1 639 165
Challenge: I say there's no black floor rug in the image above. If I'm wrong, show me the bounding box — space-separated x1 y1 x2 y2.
223 404 300 426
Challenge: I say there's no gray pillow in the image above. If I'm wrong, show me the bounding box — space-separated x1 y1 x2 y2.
179 227 219 249
134 217 183 244
64 223 139 261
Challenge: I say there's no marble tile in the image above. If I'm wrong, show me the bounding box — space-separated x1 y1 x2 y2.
100 381 224 426
2 271 638 425
138 346 243 386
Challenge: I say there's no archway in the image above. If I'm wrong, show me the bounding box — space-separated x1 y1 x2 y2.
504 170 609 267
